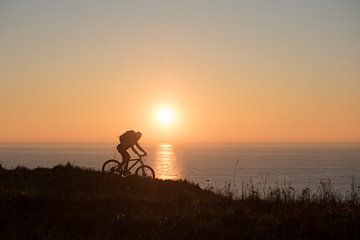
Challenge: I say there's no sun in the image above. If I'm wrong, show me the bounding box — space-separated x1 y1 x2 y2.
157 108 174 125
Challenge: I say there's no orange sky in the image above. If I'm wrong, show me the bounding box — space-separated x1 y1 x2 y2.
1 1 359 143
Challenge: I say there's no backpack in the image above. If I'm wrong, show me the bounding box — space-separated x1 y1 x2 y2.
119 130 137 144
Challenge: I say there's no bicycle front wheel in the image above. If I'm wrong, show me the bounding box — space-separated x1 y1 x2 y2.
135 165 155 179
102 159 121 174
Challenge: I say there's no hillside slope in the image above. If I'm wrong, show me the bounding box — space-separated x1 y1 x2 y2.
0 164 359 239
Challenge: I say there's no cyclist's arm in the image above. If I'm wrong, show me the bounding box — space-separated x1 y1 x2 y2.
134 143 147 156
131 146 140 156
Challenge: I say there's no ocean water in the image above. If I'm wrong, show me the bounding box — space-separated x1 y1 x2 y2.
0 143 359 194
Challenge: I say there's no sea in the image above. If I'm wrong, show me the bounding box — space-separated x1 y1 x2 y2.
1 143 360 195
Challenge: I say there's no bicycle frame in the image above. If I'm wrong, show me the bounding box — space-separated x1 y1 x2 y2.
126 157 144 172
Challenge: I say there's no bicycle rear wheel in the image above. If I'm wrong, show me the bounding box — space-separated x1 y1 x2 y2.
135 165 155 179
102 159 122 174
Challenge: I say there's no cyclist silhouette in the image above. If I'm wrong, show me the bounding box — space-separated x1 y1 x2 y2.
117 130 147 174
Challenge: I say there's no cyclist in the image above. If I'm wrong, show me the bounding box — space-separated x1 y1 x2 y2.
117 130 147 174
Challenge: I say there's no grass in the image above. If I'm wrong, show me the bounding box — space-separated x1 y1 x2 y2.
0 163 359 239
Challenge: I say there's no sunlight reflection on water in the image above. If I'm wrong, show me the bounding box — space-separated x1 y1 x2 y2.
153 143 182 180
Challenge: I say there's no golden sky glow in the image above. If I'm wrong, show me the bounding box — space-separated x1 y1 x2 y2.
0 1 360 143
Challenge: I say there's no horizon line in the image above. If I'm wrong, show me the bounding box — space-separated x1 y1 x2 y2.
1 141 360 145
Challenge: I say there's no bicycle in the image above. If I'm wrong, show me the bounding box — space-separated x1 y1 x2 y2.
102 155 155 179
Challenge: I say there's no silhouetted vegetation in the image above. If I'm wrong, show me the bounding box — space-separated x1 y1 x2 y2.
0 163 359 239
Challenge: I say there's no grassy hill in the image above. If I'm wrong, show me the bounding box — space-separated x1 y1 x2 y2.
0 163 359 239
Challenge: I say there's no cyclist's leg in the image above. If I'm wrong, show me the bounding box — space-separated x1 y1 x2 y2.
120 150 130 173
